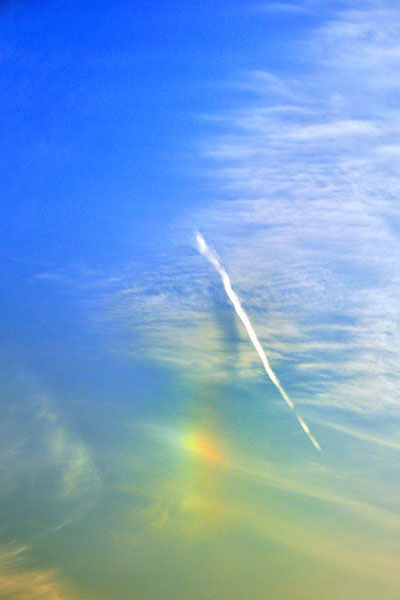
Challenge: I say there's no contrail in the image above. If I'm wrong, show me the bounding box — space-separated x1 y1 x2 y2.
196 232 321 452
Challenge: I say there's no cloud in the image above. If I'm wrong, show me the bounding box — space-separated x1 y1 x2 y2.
0 568 70 600
0 544 80 600
308 416 400 451
181 1 400 418
249 2 315 15
135 418 400 532
0 369 102 539
196 232 320 450
37 2 400 422
114 417 400 593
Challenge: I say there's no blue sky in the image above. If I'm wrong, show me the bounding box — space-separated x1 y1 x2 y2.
1 1 331 263
2 2 400 599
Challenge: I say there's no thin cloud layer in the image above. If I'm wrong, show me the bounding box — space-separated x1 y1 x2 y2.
0 568 72 600
88 1 400 422
188 1 400 416
0 544 79 600
0 370 102 540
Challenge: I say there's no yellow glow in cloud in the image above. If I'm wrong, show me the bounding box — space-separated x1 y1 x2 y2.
182 430 226 465
0 544 80 600
0 565 76 600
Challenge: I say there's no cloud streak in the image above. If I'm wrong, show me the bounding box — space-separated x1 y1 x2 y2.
196 232 321 451
0 543 79 600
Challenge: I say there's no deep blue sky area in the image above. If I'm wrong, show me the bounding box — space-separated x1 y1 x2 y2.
0 0 319 268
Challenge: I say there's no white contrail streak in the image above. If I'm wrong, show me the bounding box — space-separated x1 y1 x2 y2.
196 232 321 452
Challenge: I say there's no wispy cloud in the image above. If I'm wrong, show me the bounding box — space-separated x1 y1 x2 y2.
0 544 81 600
116 417 400 592
54 3 400 432
135 417 400 528
308 416 400 451
35 1 400 427
186 1 400 420
0 370 102 539
249 2 315 15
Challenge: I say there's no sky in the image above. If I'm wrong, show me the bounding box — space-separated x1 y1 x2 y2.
2 1 400 598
